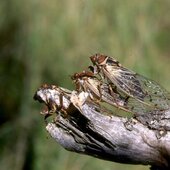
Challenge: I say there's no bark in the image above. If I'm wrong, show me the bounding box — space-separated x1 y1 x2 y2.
34 86 170 170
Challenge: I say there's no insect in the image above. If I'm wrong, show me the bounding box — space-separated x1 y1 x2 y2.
72 70 166 116
90 54 170 111
34 84 71 120
71 70 154 114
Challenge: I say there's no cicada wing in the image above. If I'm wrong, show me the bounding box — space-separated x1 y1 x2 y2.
102 65 146 101
85 77 131 112
123 95 156 116
84 78 101 97
85 78 117 105
135 74 170 110
107 83 156 115
100 83 127 108
86 78 147 114
103 63 170 111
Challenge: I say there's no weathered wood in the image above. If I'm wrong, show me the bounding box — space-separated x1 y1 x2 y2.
34 51 170 170
35 87 170 170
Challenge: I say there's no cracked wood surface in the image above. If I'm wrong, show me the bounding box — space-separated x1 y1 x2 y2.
34 54 170 170
34 85 170 169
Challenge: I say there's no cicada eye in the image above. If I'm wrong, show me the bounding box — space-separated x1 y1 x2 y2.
90 54 108 65
74 73 82 79
90 55 97 64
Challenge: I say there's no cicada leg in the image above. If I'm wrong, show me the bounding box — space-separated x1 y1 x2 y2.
97 82 103 102
44 98 57 124
108 84 121 106
58 92 68 118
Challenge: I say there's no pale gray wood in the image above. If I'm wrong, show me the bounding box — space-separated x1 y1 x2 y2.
41 90 170 170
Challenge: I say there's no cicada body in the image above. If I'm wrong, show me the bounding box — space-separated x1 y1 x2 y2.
34 84 72 120
72 70 147 114
90 54 170 112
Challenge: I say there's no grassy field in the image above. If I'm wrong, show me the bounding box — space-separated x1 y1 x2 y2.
0 0 170 170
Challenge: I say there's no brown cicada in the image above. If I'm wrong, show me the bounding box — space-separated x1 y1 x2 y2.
34 84 72 120
72 70 168 115
90 54 170 112
71 70 151 114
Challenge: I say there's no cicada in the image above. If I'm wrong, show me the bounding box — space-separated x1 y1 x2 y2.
34 84 72 120
72 71 127 106
72 70 151 114
72 70 166 115
90 54 170 111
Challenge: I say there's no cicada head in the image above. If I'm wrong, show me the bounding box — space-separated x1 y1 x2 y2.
90 54 108 66
71 71 94 80
33 84 58 105
90 54 120 67
34 84 71 119
71 71 95 91
71 73 80 81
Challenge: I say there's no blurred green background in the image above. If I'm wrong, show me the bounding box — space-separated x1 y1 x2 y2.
0 0 170 170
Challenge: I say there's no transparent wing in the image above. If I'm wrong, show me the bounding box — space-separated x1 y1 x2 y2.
84 77 151 114
83 77 131 112
136 74 170 110
111 86 160 115
102 64 170 111
103 65 146 100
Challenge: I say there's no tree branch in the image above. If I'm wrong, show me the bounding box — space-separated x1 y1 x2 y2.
34 85 170 170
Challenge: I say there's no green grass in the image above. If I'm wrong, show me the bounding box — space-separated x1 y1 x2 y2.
0 0 170 170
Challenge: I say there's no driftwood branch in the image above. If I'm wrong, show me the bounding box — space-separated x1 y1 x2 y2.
34 54 170 170
34 85 170 170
